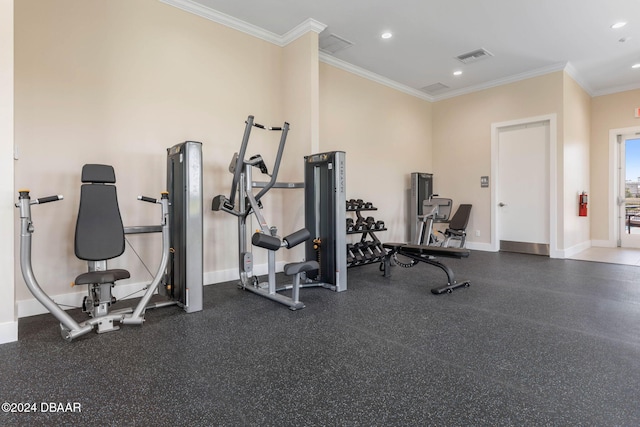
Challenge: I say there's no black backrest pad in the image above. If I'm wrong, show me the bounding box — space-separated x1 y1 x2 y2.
449 204 472 231
81 164 116 184
75 183 125 261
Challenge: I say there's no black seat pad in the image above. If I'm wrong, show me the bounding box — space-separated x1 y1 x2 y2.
284 260 319 276
75 269 130 286
383 243 470 259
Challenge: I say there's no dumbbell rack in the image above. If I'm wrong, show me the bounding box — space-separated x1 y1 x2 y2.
346 199 387 268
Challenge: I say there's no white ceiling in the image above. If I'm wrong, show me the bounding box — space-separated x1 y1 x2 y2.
177 0 640 100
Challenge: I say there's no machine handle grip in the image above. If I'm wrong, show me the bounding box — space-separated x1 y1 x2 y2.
36 195 63 204
269 122 289 131
138 195 157 204
253 123 287 131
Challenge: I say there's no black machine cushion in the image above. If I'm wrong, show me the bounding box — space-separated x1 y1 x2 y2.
75 168 126 261
81 164 116 184
383 243 470 259
75 269 130 286
448 204 472 231
284 260 319 276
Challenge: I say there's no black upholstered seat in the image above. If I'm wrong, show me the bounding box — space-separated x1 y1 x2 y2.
442 204 472 247
74 164 130 286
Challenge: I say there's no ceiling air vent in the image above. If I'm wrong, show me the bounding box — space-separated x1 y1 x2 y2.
319 33 354 54
456 48 493 64
421 82 450 95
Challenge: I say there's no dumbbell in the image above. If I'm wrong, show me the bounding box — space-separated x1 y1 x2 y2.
363 201 374 209
375 220 385 230
354 242 374 261
355 217 367 231
360 242 374 262
346 218 355 232
346 244 355 265
365 216 376 229
369 242 384 259
347 243 364 263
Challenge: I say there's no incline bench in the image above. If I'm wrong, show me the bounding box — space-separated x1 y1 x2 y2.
382 243 471 294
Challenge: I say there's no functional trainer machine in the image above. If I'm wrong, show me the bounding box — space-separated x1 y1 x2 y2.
212 115 321 310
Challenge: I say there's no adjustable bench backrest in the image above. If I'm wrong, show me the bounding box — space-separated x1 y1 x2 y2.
448 204 472 231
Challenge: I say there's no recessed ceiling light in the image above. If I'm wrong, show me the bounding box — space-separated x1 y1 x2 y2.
611 22 627 29
453 70 463 76
632 63 640 69
381 32 393 39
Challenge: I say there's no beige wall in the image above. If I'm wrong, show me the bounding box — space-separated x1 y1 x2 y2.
562 73 591 251
280 31 320 262
1 0 16 343
590 89 640 243
319 63 433 242
432 72 564 248
14 0 287 304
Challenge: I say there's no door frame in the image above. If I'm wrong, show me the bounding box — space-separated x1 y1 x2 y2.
609 126 640 247
490 114 558 256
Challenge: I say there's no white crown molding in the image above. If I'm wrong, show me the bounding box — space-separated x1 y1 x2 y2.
563 62 594 96
159 0 325 46
592 82 640 97
161 1 637 102
281 18 327 45
319 52 434 102
431 62 569 101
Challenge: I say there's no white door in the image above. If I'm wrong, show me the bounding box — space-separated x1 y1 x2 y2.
618 135 640 248
497 121 550 255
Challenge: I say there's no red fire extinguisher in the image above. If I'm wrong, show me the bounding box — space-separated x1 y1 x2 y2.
579 192 588 217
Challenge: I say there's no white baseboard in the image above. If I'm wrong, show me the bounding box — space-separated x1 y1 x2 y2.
465 242 495 252
18 261 288 319
203 261 287 285
0 320 18 344
562 240 592 258
591 239 617 248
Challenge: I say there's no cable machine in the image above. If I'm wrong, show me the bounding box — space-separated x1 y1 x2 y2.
304 151 347 292
164 141 204 313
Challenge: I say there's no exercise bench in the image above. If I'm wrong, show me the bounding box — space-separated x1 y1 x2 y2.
382 243 471 294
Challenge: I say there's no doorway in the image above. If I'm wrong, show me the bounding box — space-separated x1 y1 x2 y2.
491 114 558 256
617 133 640 248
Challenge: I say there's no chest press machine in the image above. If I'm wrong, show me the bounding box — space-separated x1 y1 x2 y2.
17 155 203 341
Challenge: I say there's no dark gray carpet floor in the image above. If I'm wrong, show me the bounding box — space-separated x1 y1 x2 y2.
2 251 640 426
